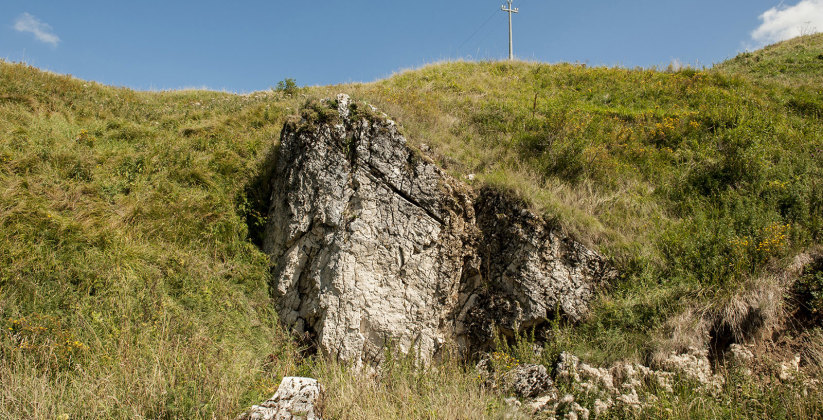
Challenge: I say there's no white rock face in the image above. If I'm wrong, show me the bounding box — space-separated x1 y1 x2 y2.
238 377 323 420
263 95 615 365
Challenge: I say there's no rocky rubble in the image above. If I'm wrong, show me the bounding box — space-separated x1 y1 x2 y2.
478 346 730 418
476 354 554 399
262 95 616 365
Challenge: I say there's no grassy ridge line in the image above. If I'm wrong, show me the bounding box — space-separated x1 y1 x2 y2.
0 33 822 418
716 33 823 87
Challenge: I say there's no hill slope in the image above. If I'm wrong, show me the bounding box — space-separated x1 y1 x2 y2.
1 35 822 418
717 33 823 87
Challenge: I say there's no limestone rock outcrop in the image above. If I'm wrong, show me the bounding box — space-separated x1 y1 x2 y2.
263 95 616 365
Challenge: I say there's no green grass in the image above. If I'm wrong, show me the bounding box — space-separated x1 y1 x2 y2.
1 34 822 418
0 65 304 418
716 33 823 87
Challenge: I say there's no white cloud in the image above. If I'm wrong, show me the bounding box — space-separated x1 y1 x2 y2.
13 12 60 46
751 0 823 45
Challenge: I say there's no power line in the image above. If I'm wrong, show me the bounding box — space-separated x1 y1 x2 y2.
456 9 499 55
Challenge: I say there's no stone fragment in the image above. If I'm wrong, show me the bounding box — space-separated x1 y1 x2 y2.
659 347 724 393
779 354 801 381
504 364 554 398
728 343 754 365
238 377 323 420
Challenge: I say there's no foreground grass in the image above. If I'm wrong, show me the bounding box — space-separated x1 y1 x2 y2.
0 65 302 417
1 34 822 418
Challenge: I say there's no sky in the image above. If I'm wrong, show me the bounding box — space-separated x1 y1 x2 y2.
1 0 821 92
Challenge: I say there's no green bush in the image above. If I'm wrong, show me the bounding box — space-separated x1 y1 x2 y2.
275 78 299 96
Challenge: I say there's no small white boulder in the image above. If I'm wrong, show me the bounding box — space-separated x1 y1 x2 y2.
238 377 323 420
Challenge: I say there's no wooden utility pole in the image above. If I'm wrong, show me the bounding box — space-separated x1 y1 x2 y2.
501 0 519 60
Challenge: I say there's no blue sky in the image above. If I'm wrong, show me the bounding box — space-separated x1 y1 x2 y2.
2 1 820 92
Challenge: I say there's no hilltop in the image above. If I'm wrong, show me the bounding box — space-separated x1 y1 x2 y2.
1 34 822 418
717 33 823 87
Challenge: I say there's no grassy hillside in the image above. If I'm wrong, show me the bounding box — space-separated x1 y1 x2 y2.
1 34 822 418
717 33 823 87
0 65 303 418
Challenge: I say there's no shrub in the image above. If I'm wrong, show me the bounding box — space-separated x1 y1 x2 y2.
274 78 299 96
